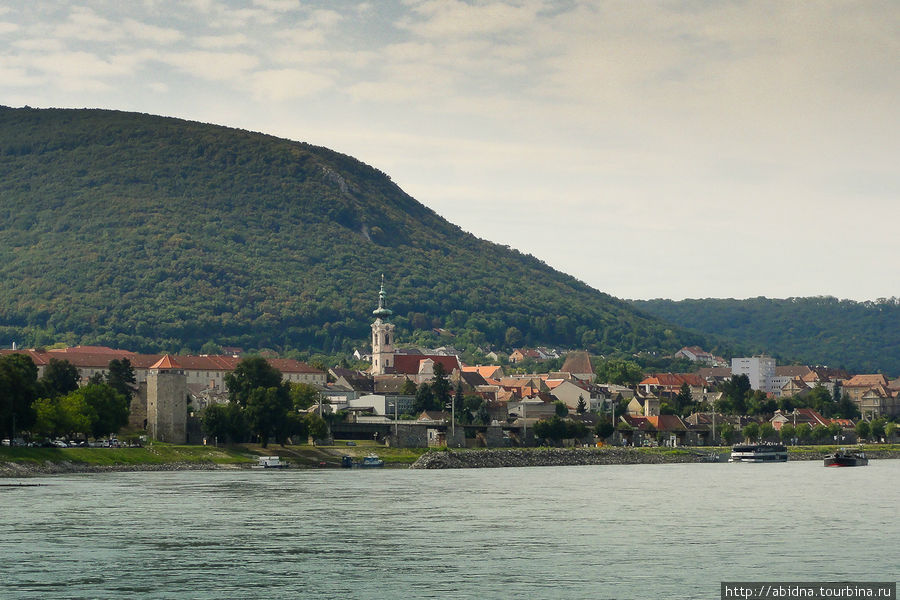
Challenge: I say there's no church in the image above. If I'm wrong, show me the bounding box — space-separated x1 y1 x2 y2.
369 279 461 383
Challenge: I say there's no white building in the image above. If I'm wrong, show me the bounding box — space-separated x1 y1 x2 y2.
731 356 776 393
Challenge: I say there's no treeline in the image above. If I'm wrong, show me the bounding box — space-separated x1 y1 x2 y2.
0 107 705 360
631 296 900 375
201 357 328 447
0 354 132 442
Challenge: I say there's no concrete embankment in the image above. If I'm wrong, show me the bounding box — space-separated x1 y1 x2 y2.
410 447 721 469
409 447 900 469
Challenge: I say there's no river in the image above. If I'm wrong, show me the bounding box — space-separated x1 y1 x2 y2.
2 461 897 599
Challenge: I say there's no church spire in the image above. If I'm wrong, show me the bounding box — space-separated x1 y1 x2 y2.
372 274 393 319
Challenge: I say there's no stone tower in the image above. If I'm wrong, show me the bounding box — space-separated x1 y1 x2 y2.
147 354 188 444
371 276 395 375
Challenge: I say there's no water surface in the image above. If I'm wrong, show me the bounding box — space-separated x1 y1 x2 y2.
2 461 897 599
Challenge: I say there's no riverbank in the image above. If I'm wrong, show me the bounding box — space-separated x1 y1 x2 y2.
0 443 427 477
3 444 898 476
409 445 900 469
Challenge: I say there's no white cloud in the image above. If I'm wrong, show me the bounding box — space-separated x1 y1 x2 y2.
400 0 543 37
160 50 259 82
0 21 18 34
12 37 67 52
250 68 333 101
52 6 121 42
123 18 183 44
194 33 249 49
252 0 301 12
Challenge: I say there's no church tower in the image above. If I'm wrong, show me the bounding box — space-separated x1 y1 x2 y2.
371 276 395 375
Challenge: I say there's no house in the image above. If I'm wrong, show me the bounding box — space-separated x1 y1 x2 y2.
509 348 554 364
639 373 705 401
842 374 891 403
627 392 660 417
462 365 504 380
559 351 595 382
769 408 831 431
546 379 598 412
675 346 725 366
620 415 688 446
329 368 374 395
858 386 899 420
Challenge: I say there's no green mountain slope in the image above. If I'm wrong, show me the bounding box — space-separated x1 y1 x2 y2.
0 106 704 357
630 297 900 375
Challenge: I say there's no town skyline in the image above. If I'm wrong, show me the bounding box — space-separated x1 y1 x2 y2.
1 1 896 301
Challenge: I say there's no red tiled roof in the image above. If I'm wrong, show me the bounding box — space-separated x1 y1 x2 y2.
151 354 182 369
844 374 890 388
391 354 460 376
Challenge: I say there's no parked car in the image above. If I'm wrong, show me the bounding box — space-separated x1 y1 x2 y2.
52 440 68 448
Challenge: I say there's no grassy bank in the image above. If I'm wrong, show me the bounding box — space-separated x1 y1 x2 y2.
0 444 257 468
0 441 427 475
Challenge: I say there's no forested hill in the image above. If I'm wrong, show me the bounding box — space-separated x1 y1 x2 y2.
630 297 900 375
0 106 705 358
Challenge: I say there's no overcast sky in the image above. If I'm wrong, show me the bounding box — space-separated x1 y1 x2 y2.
1 1 897 301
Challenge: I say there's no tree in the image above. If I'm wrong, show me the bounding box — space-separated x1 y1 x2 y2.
795 423 812 443
532 416 567 444
758 422 777 442
0 353 40 440
576 395 587 415
504 326 523 348
779 423 796 445
223 402 248 443
401 378 417 395
741 421 759 442
811 424 830 444
78 384 130 438
885 421 897 441
855 420 870 441
474 403 491 426
414 382 435 413
554 400 569 418
674 382 693 415
39 358 80 399
594 358 643 386
718 423 737 445
225 357 284 408
289 382 320 411
201 403 230 443
245 386 293 447
305 412 329 442
869 418 886 441
106 358 137 399
721 374 751 415
430 362 451 409
835 393 859 420
594 421 615 440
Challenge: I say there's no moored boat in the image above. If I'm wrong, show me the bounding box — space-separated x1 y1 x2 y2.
359 454 385 468
729 443 788 463
824 448 868 467
255 456 286 469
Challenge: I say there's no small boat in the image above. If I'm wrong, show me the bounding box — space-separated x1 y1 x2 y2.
824 448 868 467
729 443 788 463
255 456 286 469
359 454 384 468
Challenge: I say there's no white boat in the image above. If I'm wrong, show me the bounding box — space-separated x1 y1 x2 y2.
255 456 286 469
729 443 788 462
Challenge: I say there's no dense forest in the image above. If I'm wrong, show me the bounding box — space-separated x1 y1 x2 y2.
630 297 900 375
0 106 707 360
